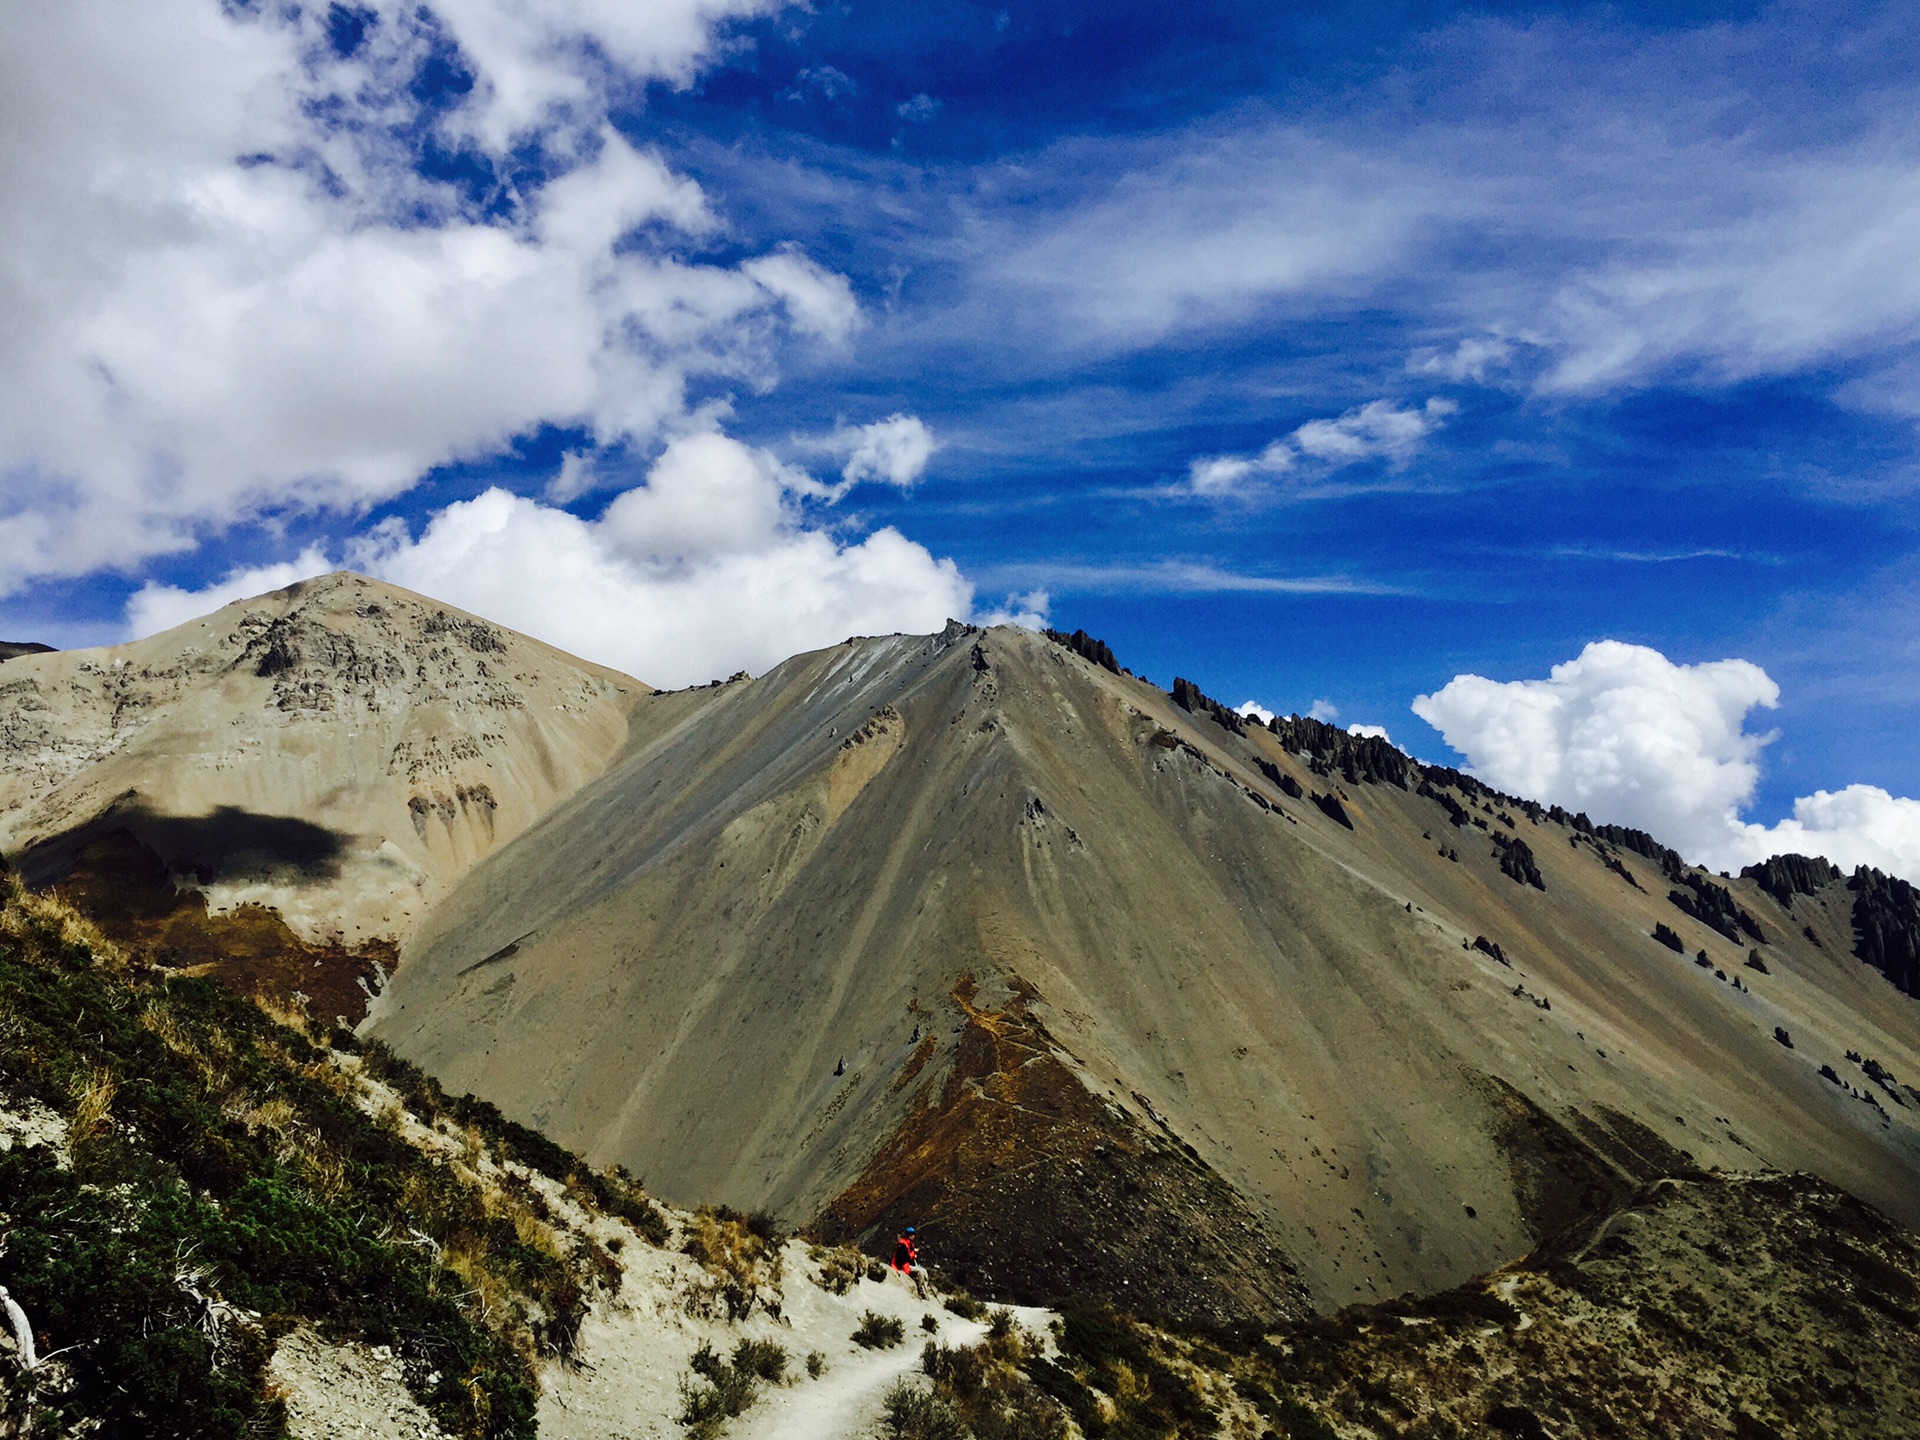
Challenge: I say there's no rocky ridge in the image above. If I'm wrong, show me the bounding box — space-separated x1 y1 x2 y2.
0 573 642 980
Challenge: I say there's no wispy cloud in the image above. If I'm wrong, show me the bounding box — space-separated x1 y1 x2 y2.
975 560 1404 596
1187 398 1457 496
956 7 1920 400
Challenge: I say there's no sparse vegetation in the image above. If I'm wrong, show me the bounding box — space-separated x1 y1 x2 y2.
1223 1173 1920 1440
921 1334 1069 1440
855 1310 908 1349
881 1379 970 1440
811 1241 868 1294
681 1205 785 1320
0 870 640 1438
678 1339 770 1437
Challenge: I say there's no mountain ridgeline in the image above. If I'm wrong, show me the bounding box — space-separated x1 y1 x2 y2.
371 612 1920 1331
7 585 1920 1378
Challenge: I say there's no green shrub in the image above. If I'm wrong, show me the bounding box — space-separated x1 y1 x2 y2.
944 1290 988 1320
880 1380 970 1440
0 888 592 1440
855 1310 908 1349
733 1337 790 1383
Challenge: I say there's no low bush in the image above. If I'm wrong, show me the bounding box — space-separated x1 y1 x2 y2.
732 1337 790 1383
678 1342 761 1438
855 1310 908 1349
880 1380 970 1440
813 1243 867 1295
944 1290 988 1320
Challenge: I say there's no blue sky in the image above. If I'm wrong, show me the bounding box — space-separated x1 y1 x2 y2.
3 1 1919 874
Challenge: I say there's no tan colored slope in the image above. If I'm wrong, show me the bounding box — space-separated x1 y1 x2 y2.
372 623 1920 1314
0 571 644 948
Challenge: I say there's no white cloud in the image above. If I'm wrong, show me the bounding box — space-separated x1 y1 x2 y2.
1236 700 1276 725
129 431 977 687
1309 699 1340 722
1348 723 1392 742
1294 397 1457 463
1187 454 1270 496
739 249 863 345
994 126 1449 345
897 94 942 123
1413 640 1920 883
1741 787 1920 883
127 545 335 639
1409 337 1512 382
547 451 599 503
831 415 937 489
978 12 1920 395
356 432 968 687
0 1 839 595
419 0 782 149
975 589 1050 630
1537 153 1920 393
781 65 858 103
1186 399 1454 496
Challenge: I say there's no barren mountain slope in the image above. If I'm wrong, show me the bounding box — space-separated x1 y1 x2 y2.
0 572 645 954
372 623 1920 1319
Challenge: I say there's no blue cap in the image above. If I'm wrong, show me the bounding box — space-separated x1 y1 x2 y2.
905 1226 915 1234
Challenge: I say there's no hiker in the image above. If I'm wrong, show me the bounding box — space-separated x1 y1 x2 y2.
891 1226 927 1298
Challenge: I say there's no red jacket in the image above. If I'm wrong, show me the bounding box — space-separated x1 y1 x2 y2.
891 1234 918 1270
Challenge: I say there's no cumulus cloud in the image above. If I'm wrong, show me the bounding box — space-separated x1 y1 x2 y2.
323 431 969 686
827 414 937 489
1348 723 1392 742
0 1 840 594
1236 700 1276 725
1187 398 1455 496
127 546 336 639
1309 699 1340 722
975 589 1050 630
1413 640 1920 883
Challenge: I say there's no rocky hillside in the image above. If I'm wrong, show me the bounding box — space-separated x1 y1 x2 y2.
371 622 1920 1327
6 858 1919 1440
0 574 645 1018
0 862 1061 1440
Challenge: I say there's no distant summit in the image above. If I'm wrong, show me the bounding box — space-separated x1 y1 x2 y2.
0 572 642 1016
0 640 54 662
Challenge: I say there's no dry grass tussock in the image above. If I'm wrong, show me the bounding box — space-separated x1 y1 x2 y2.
67 1064 117 1151
809 1241 882 1294
681 1205 785 1321
0 874 129 973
